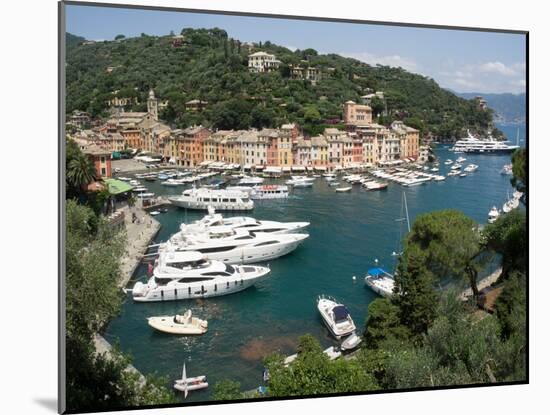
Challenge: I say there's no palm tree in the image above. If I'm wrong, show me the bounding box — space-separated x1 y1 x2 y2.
67 152 96 191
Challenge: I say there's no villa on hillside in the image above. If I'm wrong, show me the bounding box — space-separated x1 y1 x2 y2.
248 51 281 73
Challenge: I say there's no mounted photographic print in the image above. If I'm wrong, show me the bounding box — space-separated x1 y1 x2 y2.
59 1 528 413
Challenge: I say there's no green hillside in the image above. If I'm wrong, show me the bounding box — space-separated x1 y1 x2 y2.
65 28 497 139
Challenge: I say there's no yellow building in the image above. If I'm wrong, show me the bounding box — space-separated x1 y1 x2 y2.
343 100 373 126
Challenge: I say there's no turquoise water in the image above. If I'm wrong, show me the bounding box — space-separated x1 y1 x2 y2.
104 124 525 401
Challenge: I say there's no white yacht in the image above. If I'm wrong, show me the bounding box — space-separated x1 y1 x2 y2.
456 156 467 163
488 206 500 223
169 208 309 238
286 178 313 187
464 164 479 172
158 227 309 264
364 267 395 298
250 184 289 199
152 251 239 279
237 175 264 186
169 187 253 211
502 196 520 213
451 131 520 153
317 295 357 339
132 261 270 302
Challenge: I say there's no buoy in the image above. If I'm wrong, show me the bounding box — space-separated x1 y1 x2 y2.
352 276 357 281
374 258 379 264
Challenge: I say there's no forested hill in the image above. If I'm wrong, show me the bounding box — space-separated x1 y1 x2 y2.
65 28 496 139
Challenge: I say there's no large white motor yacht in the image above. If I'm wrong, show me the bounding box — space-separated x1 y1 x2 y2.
170 208 309 238
317 295 357 339
168 187 253 211
132 257 270 302
158 227 309 264
451 131 520 153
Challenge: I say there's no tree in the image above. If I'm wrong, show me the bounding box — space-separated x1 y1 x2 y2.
65 201 175 411
303 105 321 124
114 34 126 40
511 148 526 196
404 210 482 298
494 271 526 340
393 243 438 339
66 139 96 198
363 298 410 349
264 335 378 397
212 380 243 401
483 210 527 279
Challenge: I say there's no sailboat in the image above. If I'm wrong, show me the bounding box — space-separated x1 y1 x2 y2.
364 192 411 298
173 363 208 398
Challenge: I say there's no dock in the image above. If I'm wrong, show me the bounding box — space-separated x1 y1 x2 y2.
118 205 161 288
93 333 146 387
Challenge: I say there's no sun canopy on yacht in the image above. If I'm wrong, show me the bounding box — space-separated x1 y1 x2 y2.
368 267 391 277
333 305 350 322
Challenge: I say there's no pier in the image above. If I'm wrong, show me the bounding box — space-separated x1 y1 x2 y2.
93 333 146 387
118 205 161 288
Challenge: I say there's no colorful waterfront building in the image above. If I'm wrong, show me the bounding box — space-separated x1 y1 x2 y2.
310 136 329 167
391 121 420 160
293 137 311 167
176 125 211 167
82 144 112 178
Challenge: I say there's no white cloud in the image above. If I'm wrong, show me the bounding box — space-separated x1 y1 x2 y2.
438 61 526 94
479 61 517 76
340 52 419 73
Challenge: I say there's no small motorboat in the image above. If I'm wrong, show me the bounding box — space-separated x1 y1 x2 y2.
488 206 500 224
329 181 340 187
159 207 169 213
341 332 362 351
459 173 467 178
335 186 352 193
317 295 357 339
149 210 160 216
174 363 208 399
284 345 342 367
148 310 208 335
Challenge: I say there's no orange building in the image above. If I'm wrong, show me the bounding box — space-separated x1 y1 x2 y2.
83 145 112 178
176 126 211 167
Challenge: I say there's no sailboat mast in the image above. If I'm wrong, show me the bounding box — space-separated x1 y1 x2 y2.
403 192 411 233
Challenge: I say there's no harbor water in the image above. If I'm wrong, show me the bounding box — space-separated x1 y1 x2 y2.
104 124 525 401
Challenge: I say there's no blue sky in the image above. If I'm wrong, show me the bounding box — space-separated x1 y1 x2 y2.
66 4 526 94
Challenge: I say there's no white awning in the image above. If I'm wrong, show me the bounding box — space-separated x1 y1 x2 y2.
291 165 306 171
264 166 282 173
282 167 291 172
